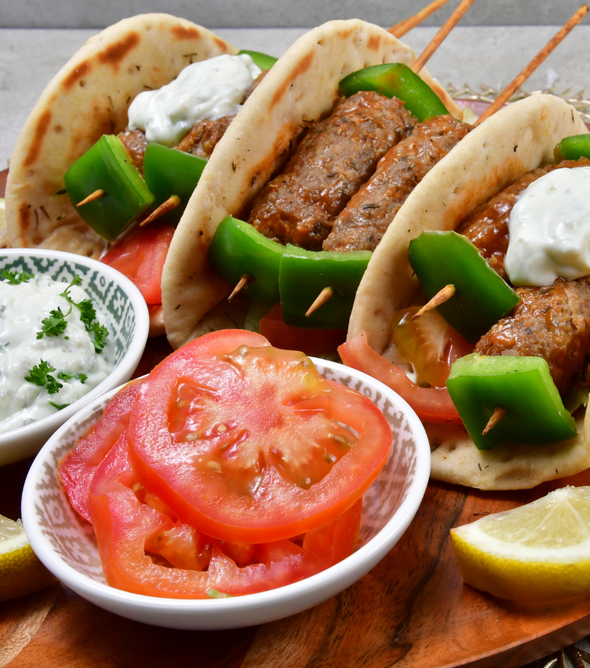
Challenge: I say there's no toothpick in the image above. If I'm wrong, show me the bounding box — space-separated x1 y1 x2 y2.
388 0 452 38
228 274 250 301
140 195 181 226
306 287 334 317
412 0 478 73
482 407 506 436
77 189 104 206
474 5 589 126
412 284 456 320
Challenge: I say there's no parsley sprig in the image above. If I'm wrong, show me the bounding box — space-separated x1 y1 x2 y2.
24 361 63 394
34 275 109 353
24 361 89 407
1 269 34 285
37 306 70 339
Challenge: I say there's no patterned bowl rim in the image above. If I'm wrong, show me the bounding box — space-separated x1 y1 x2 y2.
0 248 150 448
22 357 431 619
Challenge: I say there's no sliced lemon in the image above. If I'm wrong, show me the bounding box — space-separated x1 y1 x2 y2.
451 486 590 602
0 514 56 603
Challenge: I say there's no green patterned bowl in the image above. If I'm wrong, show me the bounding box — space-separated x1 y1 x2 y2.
22 358 430 630
0 248 150 466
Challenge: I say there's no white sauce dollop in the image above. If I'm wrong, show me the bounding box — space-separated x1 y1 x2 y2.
0 275 115 434
505 166 590 286
128 54 262 147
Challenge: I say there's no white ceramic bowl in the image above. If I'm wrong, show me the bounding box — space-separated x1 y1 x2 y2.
22 358 430 630
0 248 149 465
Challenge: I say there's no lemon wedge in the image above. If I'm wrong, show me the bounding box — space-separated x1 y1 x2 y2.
0 514 56 603
451 486 590 602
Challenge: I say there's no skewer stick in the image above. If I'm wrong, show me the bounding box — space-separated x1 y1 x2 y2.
412 284 456 319
140 195 181 226
474 5 589 126
388 0 452 38
411 0 478 73
77 189 104 206
483 407 506 436
228 274 250 301
306 287 334 317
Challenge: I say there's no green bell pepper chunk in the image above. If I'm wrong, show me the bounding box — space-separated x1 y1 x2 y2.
143 143 207 224
237 49 277 71
279 248 372 329
208 215 286 305
64 135 154 241
339 63 449 122
447 353 578 450
408 231 521 344
554 134 590 162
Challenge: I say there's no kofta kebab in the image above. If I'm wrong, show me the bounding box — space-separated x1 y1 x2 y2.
171 3 587 349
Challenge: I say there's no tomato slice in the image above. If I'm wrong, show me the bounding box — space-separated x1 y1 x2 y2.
338 331 463 424
89 432 362 598
101 222 174 304
259 304 346 358
392 307 473 389
58 378 144 523
128 329 391 543
89 434 211 598
207 498 362 596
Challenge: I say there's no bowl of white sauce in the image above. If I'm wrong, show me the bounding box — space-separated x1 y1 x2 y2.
0 249 149 465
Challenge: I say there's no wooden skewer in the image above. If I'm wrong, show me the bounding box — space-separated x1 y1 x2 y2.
228 274 250 301
388 0 453 38
474 5 589 126
140 195 181 226
482 407 506 436
77 189 104 206
306 287 334 317
411 0 478 73
412 284 456 319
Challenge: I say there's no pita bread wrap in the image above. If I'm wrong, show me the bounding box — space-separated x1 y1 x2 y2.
5 13 235 259
348 93 590 490
161 19 463 350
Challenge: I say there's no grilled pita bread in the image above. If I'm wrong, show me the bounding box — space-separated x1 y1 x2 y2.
161 19 463 349
348 94 590 490
5 14 235 259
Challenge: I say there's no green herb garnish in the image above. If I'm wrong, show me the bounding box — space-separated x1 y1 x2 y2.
57 372 88 384
49 402 70 411
24 361 63 394
1 270 34 285
58 275 109 353
37 307 70 339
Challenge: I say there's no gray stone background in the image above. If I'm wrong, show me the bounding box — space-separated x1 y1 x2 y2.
2 0 590 168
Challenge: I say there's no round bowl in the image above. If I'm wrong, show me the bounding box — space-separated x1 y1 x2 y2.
22 357 430 630
0 248 149 465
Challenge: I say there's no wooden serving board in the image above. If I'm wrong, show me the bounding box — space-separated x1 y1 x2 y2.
2 381 590 668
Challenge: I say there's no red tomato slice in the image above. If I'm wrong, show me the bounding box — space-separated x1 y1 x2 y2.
207 498 362 596
89 432 362 598
58 378 143 523
101 223 174 304
89 434 211 598
392 307 473 389
259 304 346 358
338 331 463 425
128 329 391 543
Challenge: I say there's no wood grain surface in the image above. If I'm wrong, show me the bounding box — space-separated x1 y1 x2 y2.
1 235 589 666
2 413 590 668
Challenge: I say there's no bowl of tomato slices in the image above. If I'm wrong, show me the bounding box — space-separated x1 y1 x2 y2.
22 330 430 630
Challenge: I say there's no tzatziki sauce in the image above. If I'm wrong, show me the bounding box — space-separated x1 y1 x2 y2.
128 53 262 147
505 166 590 286
0 275 114 434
